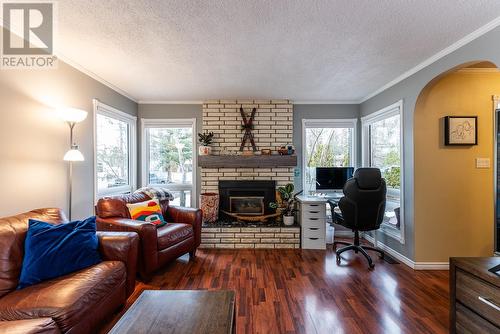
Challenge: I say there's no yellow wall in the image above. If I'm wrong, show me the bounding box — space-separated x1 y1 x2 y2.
414 70 500 262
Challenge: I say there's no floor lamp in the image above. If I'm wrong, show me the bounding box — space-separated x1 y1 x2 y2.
59 108 88 220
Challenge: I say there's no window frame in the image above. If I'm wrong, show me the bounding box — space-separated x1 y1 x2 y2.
361 100 405 244
302 118 358 194
93 99 137 201
141 118 197 207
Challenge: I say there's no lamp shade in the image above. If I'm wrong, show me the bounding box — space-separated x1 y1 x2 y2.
63 146 84 161
57 107 88 123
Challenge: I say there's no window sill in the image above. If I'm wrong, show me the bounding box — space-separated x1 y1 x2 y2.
380 223 405 244
97 186 132 199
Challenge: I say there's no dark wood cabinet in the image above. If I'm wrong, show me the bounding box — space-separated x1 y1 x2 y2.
450 257 500 334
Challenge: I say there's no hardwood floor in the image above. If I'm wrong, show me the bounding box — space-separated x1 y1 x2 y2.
104 244 449 334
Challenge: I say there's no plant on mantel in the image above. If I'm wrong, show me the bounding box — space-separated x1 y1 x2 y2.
269 183 297 226
198 131 214 156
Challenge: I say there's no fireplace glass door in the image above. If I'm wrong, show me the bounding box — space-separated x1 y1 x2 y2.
230 197 264 216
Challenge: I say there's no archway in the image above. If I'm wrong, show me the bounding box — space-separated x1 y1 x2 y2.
413 60 499 262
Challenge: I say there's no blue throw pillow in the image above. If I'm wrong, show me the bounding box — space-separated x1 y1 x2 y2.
18 216 102 289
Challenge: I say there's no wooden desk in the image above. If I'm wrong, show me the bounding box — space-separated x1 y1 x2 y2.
108 290 235 334
450 257 500 334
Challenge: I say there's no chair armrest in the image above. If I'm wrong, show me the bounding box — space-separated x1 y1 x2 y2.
97 231 139 297
96 217 159 277
165 206 202 247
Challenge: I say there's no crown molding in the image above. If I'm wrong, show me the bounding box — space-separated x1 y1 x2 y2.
137 100 203 104
360 15 500 103
56 54 138 103
292 100 360 104
138 100 362 105
0 19 138 103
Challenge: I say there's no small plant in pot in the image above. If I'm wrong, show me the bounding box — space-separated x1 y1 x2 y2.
269 183 297 226
198 132 214 156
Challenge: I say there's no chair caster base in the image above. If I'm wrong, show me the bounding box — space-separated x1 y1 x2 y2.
335 242 383 269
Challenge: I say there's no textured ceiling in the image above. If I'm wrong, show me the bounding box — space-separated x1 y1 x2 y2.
56 1 500 102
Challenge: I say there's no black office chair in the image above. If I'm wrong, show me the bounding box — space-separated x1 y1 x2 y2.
328 168 386 269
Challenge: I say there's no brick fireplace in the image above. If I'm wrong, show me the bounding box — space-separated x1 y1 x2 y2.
199 99 299 249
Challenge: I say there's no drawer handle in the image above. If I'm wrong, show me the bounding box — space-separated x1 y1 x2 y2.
309 204 319 207
309 228 319 230
309 211 319 213
309 218 318 221
309 237 319 240
478 296 500 312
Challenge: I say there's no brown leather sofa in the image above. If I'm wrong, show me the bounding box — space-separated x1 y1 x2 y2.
96 193 202 280
0 208 139 334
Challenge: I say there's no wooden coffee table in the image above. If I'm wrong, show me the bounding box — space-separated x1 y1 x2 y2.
108 290 235 334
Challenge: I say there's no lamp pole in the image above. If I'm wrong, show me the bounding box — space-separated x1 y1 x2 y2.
68 121 75 220
60 107 87 221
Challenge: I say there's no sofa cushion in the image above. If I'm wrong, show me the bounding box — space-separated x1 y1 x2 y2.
157 223 194 250
0 209 68 298
0 318 60 334
0 261 125 333
18 217 101 289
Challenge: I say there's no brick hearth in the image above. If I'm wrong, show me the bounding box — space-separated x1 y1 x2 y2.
200 226 300 249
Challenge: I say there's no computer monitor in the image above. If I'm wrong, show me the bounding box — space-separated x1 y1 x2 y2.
315 167 354 190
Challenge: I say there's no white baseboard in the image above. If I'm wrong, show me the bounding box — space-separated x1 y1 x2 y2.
413 262 449 270
362 234 449 270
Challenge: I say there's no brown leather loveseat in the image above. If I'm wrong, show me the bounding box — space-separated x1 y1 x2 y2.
0 208 139 333
96 193 202 280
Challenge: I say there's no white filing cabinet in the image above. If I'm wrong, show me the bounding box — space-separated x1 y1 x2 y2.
296 195 328 249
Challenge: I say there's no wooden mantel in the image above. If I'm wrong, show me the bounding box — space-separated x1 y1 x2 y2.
198 155 297 168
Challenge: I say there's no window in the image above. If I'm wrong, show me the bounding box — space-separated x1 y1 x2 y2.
142 119 196 207
93 100 136 199
362 100 404 243
302 119 357 194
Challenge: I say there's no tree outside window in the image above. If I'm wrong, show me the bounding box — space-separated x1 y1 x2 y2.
304 126 353 193
146 126 194 207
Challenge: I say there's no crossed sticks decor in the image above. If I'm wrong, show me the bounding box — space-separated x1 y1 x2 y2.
239 107 257 151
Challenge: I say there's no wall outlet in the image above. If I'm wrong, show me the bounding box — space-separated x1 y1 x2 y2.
475 158 490 169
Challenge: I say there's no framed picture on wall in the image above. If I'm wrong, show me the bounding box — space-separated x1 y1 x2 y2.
444 116 478 145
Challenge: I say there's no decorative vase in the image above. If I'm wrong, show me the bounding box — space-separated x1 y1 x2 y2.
199 145 211 156
283 215 294 226
200 192 219 223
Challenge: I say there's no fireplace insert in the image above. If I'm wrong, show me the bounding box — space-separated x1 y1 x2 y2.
219 180 276 217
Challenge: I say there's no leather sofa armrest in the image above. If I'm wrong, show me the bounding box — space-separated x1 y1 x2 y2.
165 206 202 247
0 318 61 334
96 217 159 277
97 231 139 297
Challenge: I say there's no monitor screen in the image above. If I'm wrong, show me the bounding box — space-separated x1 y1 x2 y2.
316 167 354 190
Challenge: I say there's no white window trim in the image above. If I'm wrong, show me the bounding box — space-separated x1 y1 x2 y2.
141 118 197 207
93 99 137 201
302 118 358 193
361 100 405 244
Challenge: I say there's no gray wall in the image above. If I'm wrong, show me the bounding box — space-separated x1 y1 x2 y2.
0 56 137 219
293 104 360 191
138 104 202 206
360 26 500 261
138 103 360 205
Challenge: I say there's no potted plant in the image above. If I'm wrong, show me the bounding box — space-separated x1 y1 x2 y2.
269 183 297 226
198 131 214 155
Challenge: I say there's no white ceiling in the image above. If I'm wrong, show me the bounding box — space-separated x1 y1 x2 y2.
57 1 500 103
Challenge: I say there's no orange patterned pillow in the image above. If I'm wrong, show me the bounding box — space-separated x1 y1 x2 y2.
126 199 167 227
